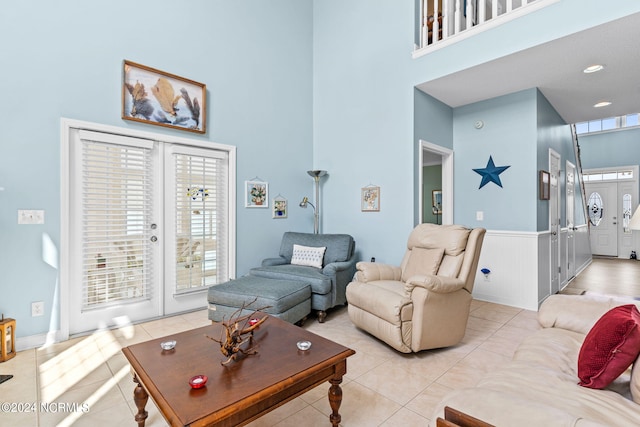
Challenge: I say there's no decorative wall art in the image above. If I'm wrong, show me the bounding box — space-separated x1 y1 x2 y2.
432 190 442 214
472 155 511 189
245 180 268 208
273 195 287 218
361 185 380 212
539 170 550 200
122 60 206 134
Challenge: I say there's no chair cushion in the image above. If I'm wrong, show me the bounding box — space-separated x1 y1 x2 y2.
346 280 413 324
279 232 354 264
577 304 640 389
401 247 444 282
406 224 470 256
207 276 311 316
437 254 464 278
290 244 326 268
250 265 332 295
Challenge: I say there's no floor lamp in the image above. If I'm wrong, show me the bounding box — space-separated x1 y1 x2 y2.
299 170 327 234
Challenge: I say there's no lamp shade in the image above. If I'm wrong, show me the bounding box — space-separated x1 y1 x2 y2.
629 206 640 230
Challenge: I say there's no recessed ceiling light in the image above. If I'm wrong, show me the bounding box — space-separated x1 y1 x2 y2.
584 64 605 73
594 101 612 108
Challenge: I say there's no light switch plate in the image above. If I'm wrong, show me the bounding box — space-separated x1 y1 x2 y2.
18 210 44 224
476 211 484 221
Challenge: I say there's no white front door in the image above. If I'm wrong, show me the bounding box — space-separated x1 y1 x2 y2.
586 182 618 256
68 129 163 332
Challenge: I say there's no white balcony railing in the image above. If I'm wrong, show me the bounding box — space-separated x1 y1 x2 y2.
418 0 552 51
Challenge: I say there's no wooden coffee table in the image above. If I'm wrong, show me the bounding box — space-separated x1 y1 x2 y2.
121 314 355 426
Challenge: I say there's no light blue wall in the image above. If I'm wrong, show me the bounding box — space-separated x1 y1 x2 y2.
536 90 584 229
312 0 419 264
414 89 454 226
580 128 640 172
453 90 538 231
0 0 313 338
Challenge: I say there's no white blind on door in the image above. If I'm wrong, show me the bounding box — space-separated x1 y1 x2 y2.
81 137 153 310
173 148 228 293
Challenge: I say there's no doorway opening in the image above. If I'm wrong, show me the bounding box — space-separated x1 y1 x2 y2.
419 140 453 225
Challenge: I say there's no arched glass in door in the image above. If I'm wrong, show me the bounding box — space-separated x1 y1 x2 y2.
588 192 603 226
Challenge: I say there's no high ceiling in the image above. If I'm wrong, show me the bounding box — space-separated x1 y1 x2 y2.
416 12 640 124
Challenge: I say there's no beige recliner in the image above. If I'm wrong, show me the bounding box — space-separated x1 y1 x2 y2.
346 224 486 353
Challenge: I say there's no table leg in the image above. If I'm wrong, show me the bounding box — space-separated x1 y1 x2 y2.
328 376 344 427
133 373 149 427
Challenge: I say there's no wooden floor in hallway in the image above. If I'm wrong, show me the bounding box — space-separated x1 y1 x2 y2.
563 256 640 299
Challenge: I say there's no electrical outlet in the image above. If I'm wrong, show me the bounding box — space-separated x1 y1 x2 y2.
31 301 44 317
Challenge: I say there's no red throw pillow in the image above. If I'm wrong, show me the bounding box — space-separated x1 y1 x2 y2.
577 304 640 389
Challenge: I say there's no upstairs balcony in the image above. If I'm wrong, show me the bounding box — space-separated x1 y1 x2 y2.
414 0 559 57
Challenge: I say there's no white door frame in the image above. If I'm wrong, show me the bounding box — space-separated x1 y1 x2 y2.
60 118 236 341
549 149 561 295
419 140 454 225
583 166 639 258
566 160 576 280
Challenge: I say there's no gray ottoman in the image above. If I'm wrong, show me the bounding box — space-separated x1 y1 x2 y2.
207 276 311 324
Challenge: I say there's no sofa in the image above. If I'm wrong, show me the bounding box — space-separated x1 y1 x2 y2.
249 231 357 322
431 294 640 427
346 224 485 352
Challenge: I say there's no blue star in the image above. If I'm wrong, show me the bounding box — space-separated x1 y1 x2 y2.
473 156 510 189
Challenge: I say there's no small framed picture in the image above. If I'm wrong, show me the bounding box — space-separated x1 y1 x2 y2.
539 170 550 200
432 190 442 214
245 180 268 208
122 60 206 134
361 186 380 212
273 197 287 218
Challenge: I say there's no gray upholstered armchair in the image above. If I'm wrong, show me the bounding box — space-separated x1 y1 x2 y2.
346 224 485 352
250 232 356 322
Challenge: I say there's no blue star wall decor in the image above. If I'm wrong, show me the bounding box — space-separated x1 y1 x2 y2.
473 156 511 189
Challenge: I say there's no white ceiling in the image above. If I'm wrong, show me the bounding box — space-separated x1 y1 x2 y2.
416 12 640 124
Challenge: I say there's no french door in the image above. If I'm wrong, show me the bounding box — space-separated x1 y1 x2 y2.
66 126 232 335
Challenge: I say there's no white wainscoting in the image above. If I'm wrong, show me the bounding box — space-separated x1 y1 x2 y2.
473 230 541 311
473 226 592 311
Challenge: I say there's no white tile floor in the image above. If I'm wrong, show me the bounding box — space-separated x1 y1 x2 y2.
0 300 541 426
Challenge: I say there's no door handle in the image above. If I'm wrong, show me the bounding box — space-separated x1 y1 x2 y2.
150 236 158 242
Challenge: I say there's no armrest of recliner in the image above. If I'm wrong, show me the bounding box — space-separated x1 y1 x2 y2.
404 275 466 294
354 261 401 282
261 256 288 267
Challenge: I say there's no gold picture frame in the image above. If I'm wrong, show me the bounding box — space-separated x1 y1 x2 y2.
122 60 206 134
